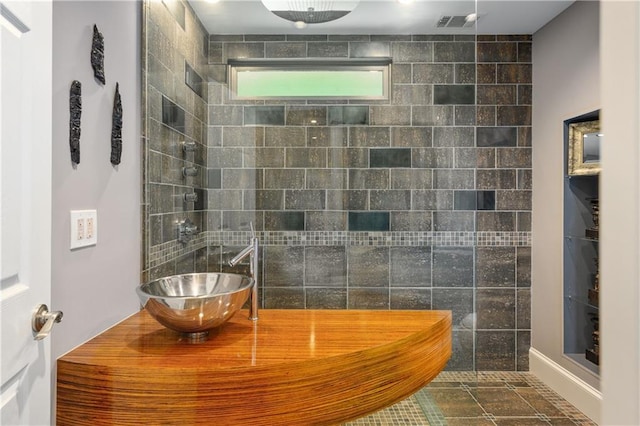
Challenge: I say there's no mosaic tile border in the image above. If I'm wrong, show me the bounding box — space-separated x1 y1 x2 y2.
149 230 531 267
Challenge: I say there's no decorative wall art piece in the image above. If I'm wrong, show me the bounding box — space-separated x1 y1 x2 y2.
91 24 105 85
111 82 123 165
69 80 82 164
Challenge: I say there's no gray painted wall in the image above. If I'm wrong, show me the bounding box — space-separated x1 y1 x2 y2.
531 0 600 388
52 1 141 359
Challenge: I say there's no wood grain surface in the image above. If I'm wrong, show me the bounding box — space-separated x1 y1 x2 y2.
57 309 451 425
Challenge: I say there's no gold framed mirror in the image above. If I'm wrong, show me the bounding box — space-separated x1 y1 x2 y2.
568 119 602 176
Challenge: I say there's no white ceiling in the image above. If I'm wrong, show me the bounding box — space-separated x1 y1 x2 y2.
188 0 575 35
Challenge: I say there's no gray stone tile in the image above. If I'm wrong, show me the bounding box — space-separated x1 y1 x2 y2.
517 331 531 371
455 148 496 168
224 42 265 61
286 106 327 126
370 190 411 210
432 288 474 325
264 246 304 287
497 64 532 84
308 127 348 147
349 169 389 190
477 169 517 190
392 84 432 105
348 288 389 309
517 247 531 287
243 190 283 210
221 211 263 231
285 190 325 210
306 288 347 309
392 127 432 148
391 63 412 84
390 288 432 309
348 247 389 287
412 106 454 126
306 211 347 231
518 127 532 147
497 106 531 126
393 42 432 62
432 247 474 288
413 64 454 84
307 42 348 57
433 126 475 147
476 331 516 371
265 42 306 58
286 148 327 168
286 34 327 42
477 211 516 232
222 168 262 190
265 127 305 147
517 211 531 232
433 211 475 231
445 329 475 371
455 106 477 126
349 127 390 147
391 169 433 190
478 42 518 62
412 190 453 210
434 169 475 189
517 169 532 190
264 287 305 309
264 169 305 189
326 190 368 210
476 247 516 287
222 126 265 147
264 211 304 231
412 148 453 168
455 63 476 84
305 246 347 287
497 147 532 168
390 212 432 231
208 188 244 210
307 169 347 190
328 148 369 168
243 147 285 168
476 288 516 329
390 247 431 287
434 42 475 62
496 190 532 210
209 105 243 125
370 106 412 125
175 252 195 275
517 288 531 329
478 85 517 105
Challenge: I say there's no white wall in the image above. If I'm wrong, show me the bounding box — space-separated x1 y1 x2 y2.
51 1 141 360
531 0 601 421
600 1 640 424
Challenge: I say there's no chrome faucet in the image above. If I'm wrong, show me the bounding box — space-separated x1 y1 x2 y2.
228 224 259 321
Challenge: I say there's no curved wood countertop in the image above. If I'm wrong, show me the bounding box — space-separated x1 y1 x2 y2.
57 309 451 425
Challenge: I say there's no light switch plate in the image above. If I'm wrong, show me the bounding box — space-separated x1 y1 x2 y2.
70 210 97 249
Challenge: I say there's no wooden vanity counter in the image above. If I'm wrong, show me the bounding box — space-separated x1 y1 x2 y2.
57 309 451 425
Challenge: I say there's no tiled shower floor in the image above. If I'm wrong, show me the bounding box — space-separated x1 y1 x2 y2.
344 372 597 426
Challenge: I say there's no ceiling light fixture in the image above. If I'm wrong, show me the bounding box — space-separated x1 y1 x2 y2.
261 0 360 25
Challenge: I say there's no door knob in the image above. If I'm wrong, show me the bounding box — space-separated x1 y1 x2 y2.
32 304 63 341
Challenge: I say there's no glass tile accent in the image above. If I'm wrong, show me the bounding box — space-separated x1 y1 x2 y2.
328 106 369 125
244 106 285 126
185 61 204 99
348 212 390 231
477 190 496 210
370 148 411 168
161 96 185 134
434 85 475 105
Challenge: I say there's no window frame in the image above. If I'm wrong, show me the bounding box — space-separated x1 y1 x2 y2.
227 58 392 101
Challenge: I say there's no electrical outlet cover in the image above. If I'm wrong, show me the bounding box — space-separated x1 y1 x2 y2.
70 210 97 249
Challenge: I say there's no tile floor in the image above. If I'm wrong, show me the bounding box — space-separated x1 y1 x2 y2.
345 372 597 426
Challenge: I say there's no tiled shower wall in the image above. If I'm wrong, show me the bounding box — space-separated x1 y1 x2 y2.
142 1 532 371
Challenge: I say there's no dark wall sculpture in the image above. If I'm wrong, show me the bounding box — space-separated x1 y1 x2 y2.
91 24 105 85
111 82 123 165
69 80 82 164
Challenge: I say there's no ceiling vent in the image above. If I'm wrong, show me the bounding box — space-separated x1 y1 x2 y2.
436 15 476 28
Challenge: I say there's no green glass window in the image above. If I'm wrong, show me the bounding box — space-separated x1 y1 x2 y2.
229 59 391 100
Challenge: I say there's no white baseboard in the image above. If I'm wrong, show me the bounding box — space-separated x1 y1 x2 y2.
529 348 602 424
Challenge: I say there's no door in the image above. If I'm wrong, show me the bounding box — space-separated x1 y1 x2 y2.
1 1 53 425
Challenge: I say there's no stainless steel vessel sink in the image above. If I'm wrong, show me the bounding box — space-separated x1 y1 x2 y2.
136 273 253 340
